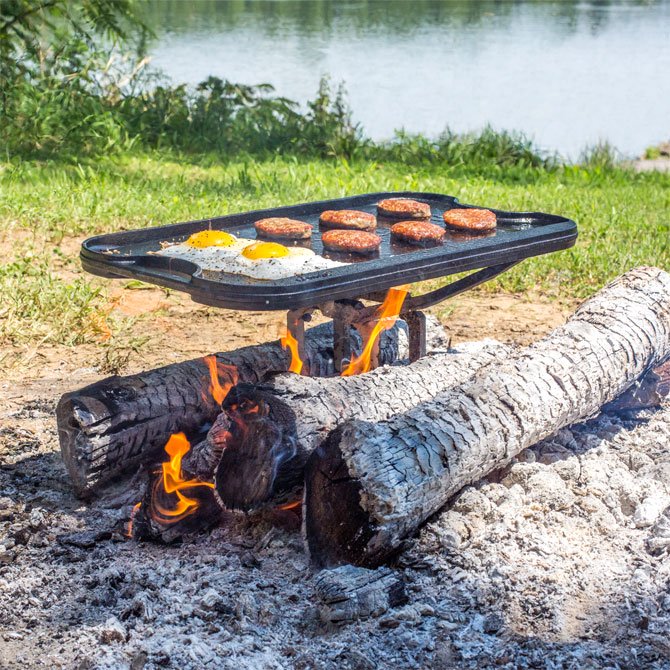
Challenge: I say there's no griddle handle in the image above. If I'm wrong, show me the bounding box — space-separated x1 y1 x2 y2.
123 256 196 286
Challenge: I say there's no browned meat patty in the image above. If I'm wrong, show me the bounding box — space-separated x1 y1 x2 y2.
254 217 313 240
377 198 431 220
321 229 382 255
391 220 446 247
319 210 377 231
443 208 497 231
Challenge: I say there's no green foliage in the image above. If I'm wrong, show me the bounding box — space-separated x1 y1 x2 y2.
0 0 548 167
0 0 147 73
644 146 662 160
114 75 364 158
381 127 554 171
0 0 149 157
579 141 619 169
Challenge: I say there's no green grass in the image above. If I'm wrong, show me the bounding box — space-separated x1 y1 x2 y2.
1 153 668 348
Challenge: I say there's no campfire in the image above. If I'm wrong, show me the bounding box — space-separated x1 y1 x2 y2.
125 285 412 541
56 193 670 578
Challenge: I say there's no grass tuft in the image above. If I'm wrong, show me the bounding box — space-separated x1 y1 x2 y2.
0 256 108 346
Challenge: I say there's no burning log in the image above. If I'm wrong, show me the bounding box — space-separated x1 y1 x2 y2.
58 319 426 497
304 267 670 567
212 340 512 509
131 433 223 543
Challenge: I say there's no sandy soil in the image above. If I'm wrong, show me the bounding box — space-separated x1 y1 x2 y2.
3 288 669 669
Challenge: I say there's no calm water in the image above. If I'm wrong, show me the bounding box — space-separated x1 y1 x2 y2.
147 0 670 158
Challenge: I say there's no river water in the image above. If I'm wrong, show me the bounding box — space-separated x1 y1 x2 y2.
147 0 670 159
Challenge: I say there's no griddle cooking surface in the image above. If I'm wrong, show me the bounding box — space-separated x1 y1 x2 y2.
80 191 577 310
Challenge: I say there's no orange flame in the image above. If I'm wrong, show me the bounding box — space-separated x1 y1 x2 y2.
341 287 409 376
126 502 142 538
276 499 302 511
203 355 238 405
280 328 304 375
150 432 215 525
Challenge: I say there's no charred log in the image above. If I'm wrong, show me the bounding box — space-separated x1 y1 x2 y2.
304 267 670 567
58 320 420 498
313 565 407 623
131 474 222 544
603 359 670 413
213 340 512 509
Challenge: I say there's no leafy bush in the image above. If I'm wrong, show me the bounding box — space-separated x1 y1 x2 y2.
0 0 549 168
380 127 554 170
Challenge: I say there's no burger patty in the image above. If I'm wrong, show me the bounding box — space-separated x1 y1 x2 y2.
443 208 497 232
255 217 313 240
377 198 431 220
319 209 377 231
321 229 382 255
391 220 446 247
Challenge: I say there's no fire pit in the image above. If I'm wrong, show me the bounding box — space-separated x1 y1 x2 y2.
59 190 592 548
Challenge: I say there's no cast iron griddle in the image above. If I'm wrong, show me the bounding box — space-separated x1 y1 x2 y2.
80 191 577 310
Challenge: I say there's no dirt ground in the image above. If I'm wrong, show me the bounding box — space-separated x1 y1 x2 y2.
3 287 670 669
1 280 572 394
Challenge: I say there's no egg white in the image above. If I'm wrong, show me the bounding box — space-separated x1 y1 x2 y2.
157 239 345 279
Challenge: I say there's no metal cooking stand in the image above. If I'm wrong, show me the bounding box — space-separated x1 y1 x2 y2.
285 260 519 373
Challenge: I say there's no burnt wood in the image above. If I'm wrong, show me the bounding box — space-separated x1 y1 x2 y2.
603 359 670 412
57 320 409 498
131 473 222 544
213 341 512 510
313 565 407 623
304 267 670 567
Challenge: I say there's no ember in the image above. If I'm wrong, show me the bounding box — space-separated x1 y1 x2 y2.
277 500 302 511
125 502 142 538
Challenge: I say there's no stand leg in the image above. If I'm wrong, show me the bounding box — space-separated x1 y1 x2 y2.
406 310 427 363
286 309 309 375
333 316 352 374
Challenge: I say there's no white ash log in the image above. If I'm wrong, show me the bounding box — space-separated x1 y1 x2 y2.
603 359 669 413
57 320 419 498
313 565 407 623
211 340 512 510
304 267 670 567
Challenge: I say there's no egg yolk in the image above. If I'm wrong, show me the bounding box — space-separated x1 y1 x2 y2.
242 241 289 260
186 230 237 248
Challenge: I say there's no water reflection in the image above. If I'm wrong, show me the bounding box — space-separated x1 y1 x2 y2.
144 0 670 157
146 1 662 37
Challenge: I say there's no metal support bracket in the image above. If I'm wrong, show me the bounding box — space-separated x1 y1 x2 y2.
405 310 427 363
285 261 520 373
286 307 312 375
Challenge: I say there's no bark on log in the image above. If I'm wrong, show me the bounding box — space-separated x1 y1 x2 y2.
57 320 418 498
304 267 670 568
603 359 670 413
212 340 512 509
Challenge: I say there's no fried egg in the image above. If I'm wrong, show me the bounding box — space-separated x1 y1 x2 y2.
158 230 253 263
158 234 345 279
